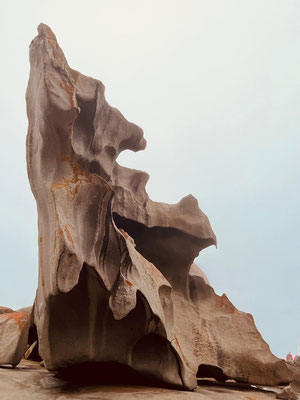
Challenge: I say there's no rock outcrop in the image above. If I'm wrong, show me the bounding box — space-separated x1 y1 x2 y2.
286 359 300 396
0 306 14 314
0 359 286 400
276 385 300 400
25 23 292 389
0 309 31 367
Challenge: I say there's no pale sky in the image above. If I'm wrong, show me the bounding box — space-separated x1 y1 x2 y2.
0 0 299 359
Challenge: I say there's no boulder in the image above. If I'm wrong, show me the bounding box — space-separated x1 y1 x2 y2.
0 311 31 367
276 385 299 400
294 356 300 367
16 306 33 314
25 23 292 389
17 305 41 361
0 306 14 314
292 367 300 393
286 358 300 393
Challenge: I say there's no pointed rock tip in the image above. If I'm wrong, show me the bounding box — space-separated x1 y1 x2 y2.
179 194 200 210
37 23 57 42
179 195 217 246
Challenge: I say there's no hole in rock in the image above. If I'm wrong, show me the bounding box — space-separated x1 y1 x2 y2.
55 360 182 388
27 324 42 361
87 160 101 176
131 333 183 388
197 364 228 382
48 266 183 388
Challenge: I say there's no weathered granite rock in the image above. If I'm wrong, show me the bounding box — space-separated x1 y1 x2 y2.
0 310 31 367
26 23 292 389
19 305 41 361
0 359 284 400
285 358 300 394
294 356 300 367
0 306 14 314
293 372 300 394
276 385 300 400
16 306 33 314
189 263 210 285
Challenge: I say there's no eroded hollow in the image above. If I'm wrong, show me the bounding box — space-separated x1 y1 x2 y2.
73 95 96 150
48 265 183 388
113 212 213 297
27 324 41 361
197 364 228 382
56 361 180 387
131 333 183 388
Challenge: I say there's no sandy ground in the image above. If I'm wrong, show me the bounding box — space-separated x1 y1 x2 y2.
0 360 281 400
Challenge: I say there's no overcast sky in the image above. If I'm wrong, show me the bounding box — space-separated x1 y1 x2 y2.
0 0 299 359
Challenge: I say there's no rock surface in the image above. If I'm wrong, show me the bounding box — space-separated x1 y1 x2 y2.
285 359 300 394
0 306 14 314
0 359 284 400
294 356 300 367
276 385 300 400
16 306 33 314
26 23 292 389
0 310 31 367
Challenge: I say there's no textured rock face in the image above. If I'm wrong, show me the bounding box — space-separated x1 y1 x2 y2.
26 24 291 389
0 359 286 400
277 385 299 400
0 306 14 314
0 310 31 367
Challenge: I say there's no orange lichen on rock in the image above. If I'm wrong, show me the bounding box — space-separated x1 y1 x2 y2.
124 279 133 287
64 226 74 245
0 309 31 367
6 312 29 332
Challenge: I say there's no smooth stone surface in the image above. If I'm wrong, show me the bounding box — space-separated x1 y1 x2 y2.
0 360 279 400
0 312 31 367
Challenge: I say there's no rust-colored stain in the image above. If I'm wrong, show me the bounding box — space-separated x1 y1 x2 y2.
64 226 74 245
124 279 133 287
52 159 112 200
119 229 129 239
59 75 75 102
39 236 43 243
60 156 72 163
50 159 112 252
54 227 63 251
245 397 263 400
5 312 28 332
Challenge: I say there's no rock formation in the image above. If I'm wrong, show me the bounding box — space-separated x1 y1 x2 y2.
0 308 31 367
25 23 292 389
0 306 14 314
